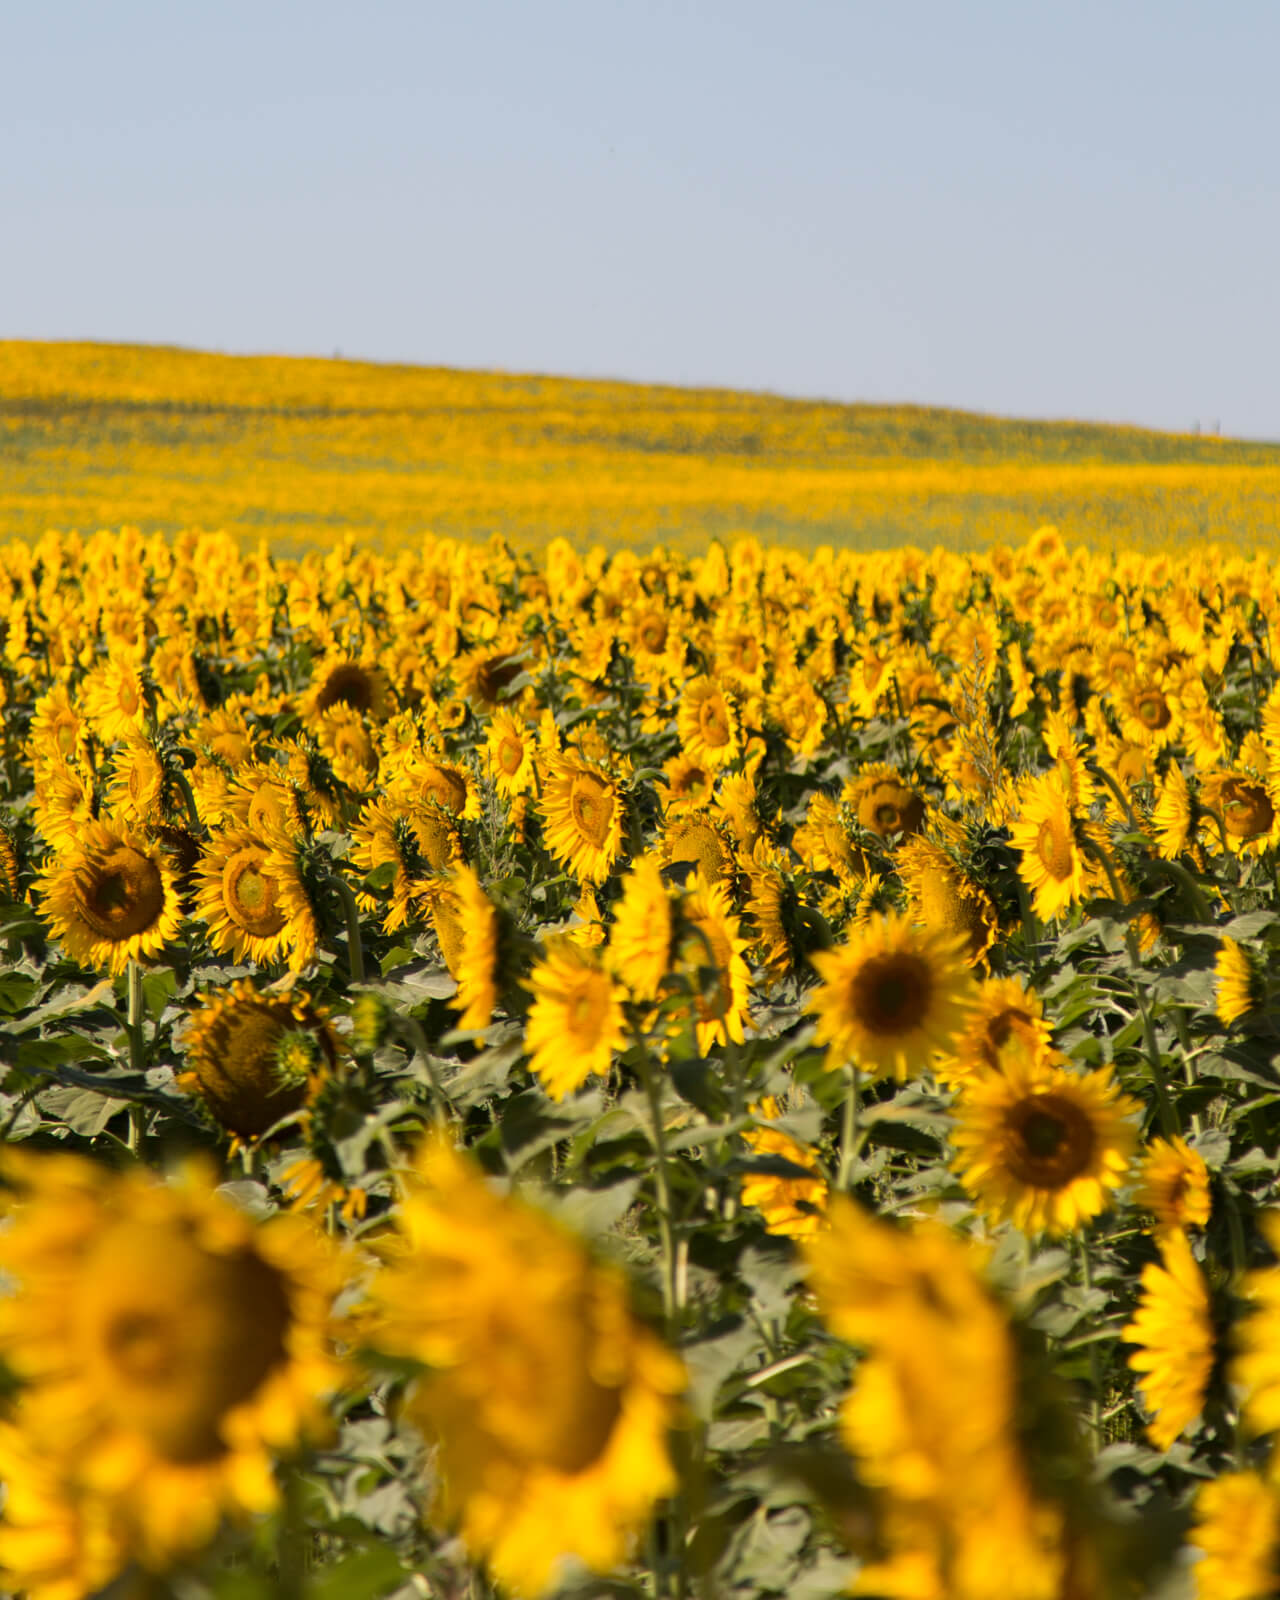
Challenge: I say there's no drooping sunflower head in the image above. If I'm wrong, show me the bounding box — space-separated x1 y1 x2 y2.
896 834 998 967
0 1151 347 1571
302 653 390 723
951 1045 1140 1236
445 865 525 1032
179 979 340 1140
39 819 183 975
807 912 977 1081
846 764 925 843
1134 1135 1211 1235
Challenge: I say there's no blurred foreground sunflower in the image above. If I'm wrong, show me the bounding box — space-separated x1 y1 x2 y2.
368 1138 685 1596
0 1152 346 1583
1123 1229 1214 1452
1190 1471 1280 1600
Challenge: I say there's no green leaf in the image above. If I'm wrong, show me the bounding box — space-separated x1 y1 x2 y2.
305 1544 407 1600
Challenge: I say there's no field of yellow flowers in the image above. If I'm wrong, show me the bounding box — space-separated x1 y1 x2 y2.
3 519 1280 1600
6 340 1280 552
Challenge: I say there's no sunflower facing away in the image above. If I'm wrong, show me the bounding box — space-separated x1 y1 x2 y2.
807 911 977 1080
1123 1228 1214 1453
39 819 184 975
950 1040 1140 1236
178 979 340 1142
896 833 998 966
368 1138 686 1597
523 938 625 1100
448 864 505 1031
0 1151 347 1585
1233 1213 1280 1446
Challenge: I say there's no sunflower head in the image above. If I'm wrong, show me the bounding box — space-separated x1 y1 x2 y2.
1217 937 1265 1025
523 938 624 1100
847 765 925 842
304 655 390 722
538 753 627 886
897 834 998 967
608 855 675 1003
807 912 977 1081
1135 1135 1212 1234
180 979 339 1139
951 1041 1140 1236
39 819 183 975
660 813 737 889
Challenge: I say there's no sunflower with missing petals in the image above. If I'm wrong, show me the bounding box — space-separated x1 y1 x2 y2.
193 827 317 971
935 975 1052 1086
39 819 184 975
539 751 627 885
1008 771 1097 921
678 872 751 1053
367 1138 685 1597
1123 1228 1214 1452
1217 937 1264 1025
951 1042 1139 1236
897 834 998 966
608 855 675 1003
523 939 624 1100
1190 1471 1280 1600
1135 1135 1212 1235
178 979 340 1142
807 912 977 1080
0 1151 347 1577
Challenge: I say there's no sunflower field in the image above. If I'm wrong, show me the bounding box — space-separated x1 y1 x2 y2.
2 520 1280 1599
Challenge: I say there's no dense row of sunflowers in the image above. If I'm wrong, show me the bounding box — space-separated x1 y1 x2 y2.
2 521 1280 1598
7 340 1280 553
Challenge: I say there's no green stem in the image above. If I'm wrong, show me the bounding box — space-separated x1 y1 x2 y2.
1078 1239 1103 1444
636 1050 679 1333
837 1065 861 1191
329 875 366 983
126 961 146 1153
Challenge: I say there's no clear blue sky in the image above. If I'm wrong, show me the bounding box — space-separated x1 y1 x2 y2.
6 1 1278 437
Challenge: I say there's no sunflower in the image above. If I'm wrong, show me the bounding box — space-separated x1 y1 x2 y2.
936 975 1052 1085
523 939 624 1100
104 735 168 822
1135 1135 1212 1234
367 1138 685 1597
394 752 480 819
1202 770 1280 857
301 652 390 723
608 855 675 1003
39 819 183 975
807 912 977 1080
677 675 741 771
193 827 317 971
804 1198 1064 1600
1217 937 1264 1025
896 834 998 966
715 770 762 850
349 796 460 933
28 683 88 772
1190 1472 1280 1600
448 865 504 1031
178 979 340 1141
0 1151 347 1573
846 764 926 843
740 1098 828 1238
1007 772 1095 921
659 812 737 889
1119 673 1182 750
539 751 626 885
0 1413 126 1600
484 707 538 797
1151 761 1200 860
1123 1229 1214 1452
678 872 751 1053
1233 1213 1280 1444
80 652 148 744
658 752 715 815
314 706 379 789
950 1043 1140 1236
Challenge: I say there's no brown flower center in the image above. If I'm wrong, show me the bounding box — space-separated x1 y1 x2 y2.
1136 690 1171 731
418 766 468 815
77 845 166 941
190 999 314 1137
222 848 287 938
858 780 924 839
1220 779 1274 839
849 952 932 1037
317 664 375 713
698 695 732 748
1003 1092 1096 1188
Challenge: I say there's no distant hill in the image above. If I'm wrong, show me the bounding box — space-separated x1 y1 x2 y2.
3 340 1277 552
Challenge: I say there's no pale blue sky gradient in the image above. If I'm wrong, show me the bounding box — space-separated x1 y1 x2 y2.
5 1 1278 436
